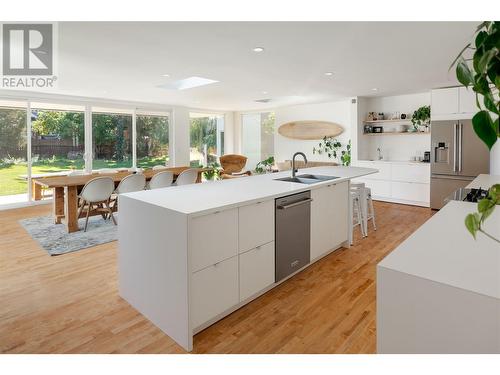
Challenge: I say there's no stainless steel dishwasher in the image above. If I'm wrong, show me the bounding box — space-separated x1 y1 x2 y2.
275 191 312 282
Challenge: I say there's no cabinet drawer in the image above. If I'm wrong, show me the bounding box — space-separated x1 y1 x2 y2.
239 200 274 253
391 164 430 184
189 208 238 272
191 256 239 328
239 241 275 301
391 181 429 203
362 179 391 198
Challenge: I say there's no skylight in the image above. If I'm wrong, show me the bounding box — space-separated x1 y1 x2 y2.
159 76 219 90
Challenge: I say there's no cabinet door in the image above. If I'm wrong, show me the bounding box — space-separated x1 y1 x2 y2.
189 208 238 272
239 242 275 301
432 88 459 116
366 162 391 181
191 256 239 328
391 181 430 204
458 87 477 114
310 182 348 261
361 179 391 199
239 200 274 253
391 164 430 184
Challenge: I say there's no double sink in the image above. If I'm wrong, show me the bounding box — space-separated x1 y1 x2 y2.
274 174 340 185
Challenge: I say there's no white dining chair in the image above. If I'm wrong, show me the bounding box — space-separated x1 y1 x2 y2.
152 165 167 170
149 170 174 189
175 169 198 186
77 176 116 232
109 173 146 212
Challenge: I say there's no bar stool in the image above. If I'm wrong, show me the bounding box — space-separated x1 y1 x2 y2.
351 183 376 235
350 189 366 245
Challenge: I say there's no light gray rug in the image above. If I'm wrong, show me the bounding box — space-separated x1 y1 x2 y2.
19 215 118 256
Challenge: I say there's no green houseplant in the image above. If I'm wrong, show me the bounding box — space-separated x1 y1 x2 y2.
451 21 500 243
255 156 275 174
203 161 221 181
312 137 351 166
411 105 431 131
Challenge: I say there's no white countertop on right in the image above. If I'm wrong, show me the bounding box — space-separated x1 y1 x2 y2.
467 174 500 189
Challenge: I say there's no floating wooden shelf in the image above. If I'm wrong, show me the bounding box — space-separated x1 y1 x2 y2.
363 119 412 124
363 132 429 136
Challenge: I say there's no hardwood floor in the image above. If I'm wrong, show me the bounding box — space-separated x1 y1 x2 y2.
0 201 433 353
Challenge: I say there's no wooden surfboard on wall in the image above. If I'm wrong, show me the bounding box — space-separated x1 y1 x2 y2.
278 120 344 140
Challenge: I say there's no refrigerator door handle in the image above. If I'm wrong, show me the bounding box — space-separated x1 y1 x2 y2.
453 122 458 172
458 122 463 172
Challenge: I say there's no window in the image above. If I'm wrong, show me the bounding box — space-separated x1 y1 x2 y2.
136 114 169 169
92 112 133 169
31 108 85 177
241 112 275 170
189 113 224 167
0 105 27 203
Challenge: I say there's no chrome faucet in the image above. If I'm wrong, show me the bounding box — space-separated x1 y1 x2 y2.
292 152 307 178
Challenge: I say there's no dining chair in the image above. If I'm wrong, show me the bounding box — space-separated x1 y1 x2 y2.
77 176 116 232
109 173 146 212
149 170 174 189
175 168 198 186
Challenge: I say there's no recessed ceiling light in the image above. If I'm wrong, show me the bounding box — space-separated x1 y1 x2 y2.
324 72 334 76
162 74 170 77
253 47 265 52
262 91 268 94
371 88 378 91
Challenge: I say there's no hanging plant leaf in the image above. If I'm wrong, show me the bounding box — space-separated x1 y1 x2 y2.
472 111 497 150
456 58 473 86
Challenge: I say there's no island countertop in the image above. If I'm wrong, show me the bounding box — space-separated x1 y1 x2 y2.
378 174 500 300
121 166 377 215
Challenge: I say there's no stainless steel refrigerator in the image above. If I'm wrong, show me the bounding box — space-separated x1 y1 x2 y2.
430 120 490 209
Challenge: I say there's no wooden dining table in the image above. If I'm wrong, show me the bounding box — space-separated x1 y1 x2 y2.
32 166 208 233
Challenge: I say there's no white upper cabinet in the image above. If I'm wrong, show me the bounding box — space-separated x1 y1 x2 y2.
431 87 476 120
238 200 274 253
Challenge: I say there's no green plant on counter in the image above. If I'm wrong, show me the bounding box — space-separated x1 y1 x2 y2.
203 161 221 181
411 105 431 131
451 22 500 244
313 137 351 166
465 184 500 244
255 156 275 174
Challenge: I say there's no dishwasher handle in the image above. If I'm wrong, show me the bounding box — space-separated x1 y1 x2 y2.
277 198 313 210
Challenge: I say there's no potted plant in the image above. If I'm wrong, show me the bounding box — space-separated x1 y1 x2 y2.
411 105 431 132
312 137 351 166
254 156 275 174
452 21 500 243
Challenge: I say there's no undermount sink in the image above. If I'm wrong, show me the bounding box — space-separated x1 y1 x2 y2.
274 174 340 184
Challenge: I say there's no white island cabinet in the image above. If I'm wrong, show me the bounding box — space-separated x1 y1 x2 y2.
119 166 376 351
377 174 500 353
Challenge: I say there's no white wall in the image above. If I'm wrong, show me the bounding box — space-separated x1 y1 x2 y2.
358 92 431 161
171 106 190 166
274 99 354 164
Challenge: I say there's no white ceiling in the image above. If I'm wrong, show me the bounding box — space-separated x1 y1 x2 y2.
36 22 477 111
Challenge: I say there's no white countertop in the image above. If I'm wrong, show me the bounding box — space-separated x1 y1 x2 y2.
357 159 430 165
467 174 500 189
379 177 500 299
122 166 376 215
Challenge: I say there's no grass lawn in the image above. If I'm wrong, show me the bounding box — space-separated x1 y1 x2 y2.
0 156 168 197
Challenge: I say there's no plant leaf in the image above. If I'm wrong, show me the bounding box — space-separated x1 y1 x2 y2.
465 213 480 239
483 92 499 115
472 111 497 150
449 42 471 71
456 59 473 87
478 48 497 73
475 30 488 48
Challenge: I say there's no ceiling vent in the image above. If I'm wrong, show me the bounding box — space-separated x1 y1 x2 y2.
254 98 272 103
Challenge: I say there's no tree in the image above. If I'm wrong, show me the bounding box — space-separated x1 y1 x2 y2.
31 111 84 146
0 108 26 160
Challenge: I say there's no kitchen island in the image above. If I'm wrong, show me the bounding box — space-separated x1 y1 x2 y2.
118 166 376 351
377 174 500 353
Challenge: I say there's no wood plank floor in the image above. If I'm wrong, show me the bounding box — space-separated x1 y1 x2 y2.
0 201 433 353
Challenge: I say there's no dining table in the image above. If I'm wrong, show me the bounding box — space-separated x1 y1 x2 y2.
32 166 209 233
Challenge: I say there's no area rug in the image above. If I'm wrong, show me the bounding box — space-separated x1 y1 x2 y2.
19 215 118 256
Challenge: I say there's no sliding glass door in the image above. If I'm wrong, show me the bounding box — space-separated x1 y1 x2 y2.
92 111 133 170
241 112 275 170
189 113 224 167
0 104 28 205
136 113 169 169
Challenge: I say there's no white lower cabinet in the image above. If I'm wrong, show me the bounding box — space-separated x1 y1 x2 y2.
239 241 275 302
191 256 239 328
238 200 274 253
391 181 430 203
310 181 348 261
